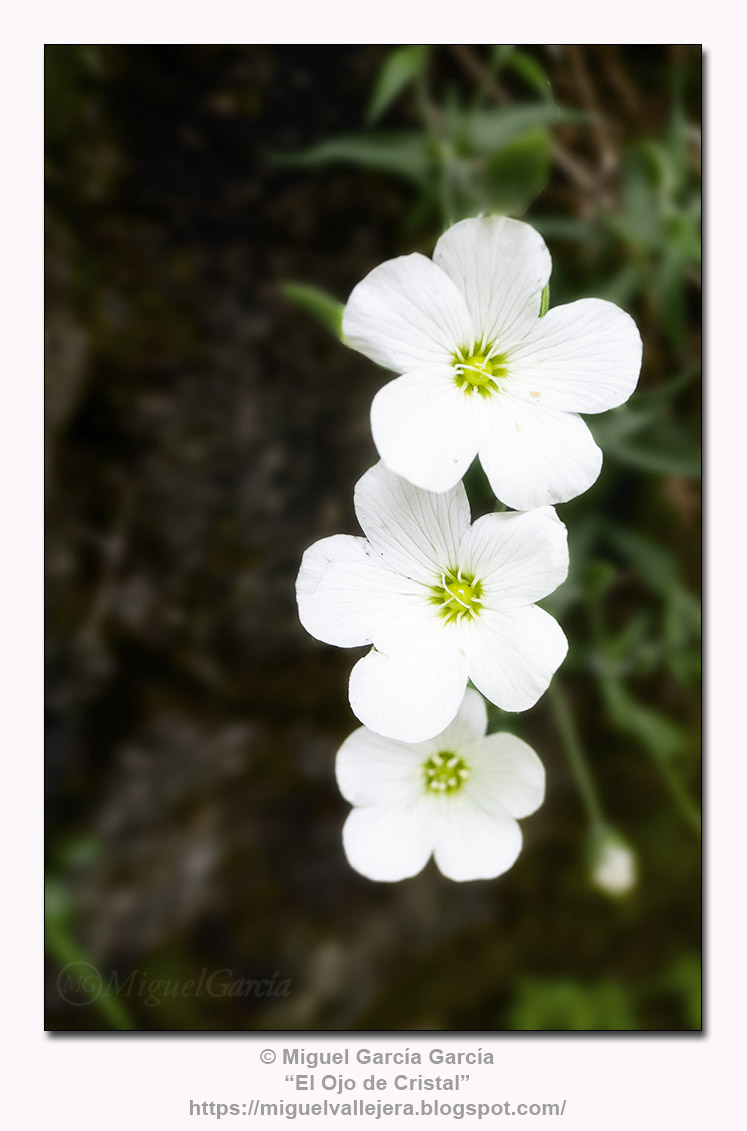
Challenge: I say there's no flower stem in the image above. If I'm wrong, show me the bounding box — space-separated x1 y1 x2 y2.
547 680 605 829
415 63 454 229
586 590 701 840
651 755 702 838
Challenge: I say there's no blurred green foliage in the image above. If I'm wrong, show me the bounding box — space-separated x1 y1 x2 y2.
279 47 591 224
506 957 701 1031
280 43 701 1029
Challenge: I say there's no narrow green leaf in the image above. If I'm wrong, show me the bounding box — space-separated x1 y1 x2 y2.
505 50 553 98
657 248 688 349
480 128 551 215
46 877 137 1030
279 283 345 341
605 443 701 479
604 525 679 595
634 364 699 406
275 132 432 184
602 677 685 761
531 216 596 243
466 104 587 155
596 262 644 306
367 45 428 123
586 405 660 449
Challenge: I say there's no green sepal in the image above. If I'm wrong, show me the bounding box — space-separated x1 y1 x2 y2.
539 283 550 317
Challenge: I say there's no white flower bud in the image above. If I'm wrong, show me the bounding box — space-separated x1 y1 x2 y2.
589 828 637 896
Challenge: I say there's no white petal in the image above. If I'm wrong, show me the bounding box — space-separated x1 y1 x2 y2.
371 366 479 493
342 801 434 882
467 733 545 819
349 627 469 742
509 298 642 413
477 393 602 510
433 216 551 351
461 507 568 609
432 794 523 881
354 461 471 585
342 253 474 372
462 605 568 713
336 726 429 808
296 534 427 648
435 686 488 749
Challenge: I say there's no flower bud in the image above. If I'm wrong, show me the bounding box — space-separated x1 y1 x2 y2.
588 827 637 896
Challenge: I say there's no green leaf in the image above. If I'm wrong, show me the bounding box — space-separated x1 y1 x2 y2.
588 407 701 479
604 525 679 596
275 132 432 184
466 104 586 155
367 45 428 123
603 611 657 669
531 216 596 243
46 876 137 1030
634 364 700 406
657 247 688 349
602 677 685 761
586 405 660 449
279 283 345 341
596 262 644 306
508 976 639 1031
618 149 659 248
663 586 701 688
480 128 551 215
604 442 701 479
504 50 553 98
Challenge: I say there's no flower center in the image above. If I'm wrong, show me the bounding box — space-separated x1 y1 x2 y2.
452 346 508 398
423 750 470 794
430 568 483 623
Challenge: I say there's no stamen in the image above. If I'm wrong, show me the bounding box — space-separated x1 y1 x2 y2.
423 750 471 795
452 343 509 398
429 566 484 624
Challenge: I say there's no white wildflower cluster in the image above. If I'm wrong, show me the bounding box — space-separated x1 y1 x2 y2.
296 216 642 882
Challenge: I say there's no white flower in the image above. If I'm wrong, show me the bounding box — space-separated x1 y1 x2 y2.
296 461 568 742
342 215 642 511
336 688 545 881
589 828 637 896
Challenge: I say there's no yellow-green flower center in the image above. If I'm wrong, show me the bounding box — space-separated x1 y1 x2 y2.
430 568 483 623
453 346 508 398
423 750 470 794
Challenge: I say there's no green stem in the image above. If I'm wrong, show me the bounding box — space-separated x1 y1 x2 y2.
587 591 701 840
548 680 605 829
649 751 702 838
471 44 511 109
415 64 454 229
